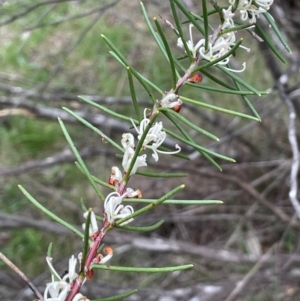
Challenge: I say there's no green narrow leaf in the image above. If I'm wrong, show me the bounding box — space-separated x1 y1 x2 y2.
58 118 105 201
92 289 138 301
232 79 261 121
263 12 291 53
127 67 142 121
164 127 222 170
180 95 259 121
18 185 84 238
202 0 209 50
140 2 165 47
115 185 184 226
153 31 186 77
136 171 187 178
78 96 136 124
217 65 262 96
63 106 123 153
109 50 163 93
255 23 287 64
221 22 254 34
199 150 223 171
47 243 53 257
101 34 157 102
187 81 268 96
118 220 164 232
162 110 194 142
172 0 205 35
81 209 92 273
75 162 115 191
92 264 193 273
154 17 177 89
232 0 239 12
124 65 157 104
110 51 162 99
201 69 236 90
169 0 193 61
160 107 219 141
184 7 220 23
80 197 88 212
123 198 223 205
140 2 170 63
164 127 235 162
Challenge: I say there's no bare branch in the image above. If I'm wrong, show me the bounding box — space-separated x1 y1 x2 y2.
25 2 119 31
0 146 107 176
277 74 300 219
0 0 75 26
0 252 44 301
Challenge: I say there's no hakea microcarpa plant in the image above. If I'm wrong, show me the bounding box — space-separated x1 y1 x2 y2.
13 0 289 300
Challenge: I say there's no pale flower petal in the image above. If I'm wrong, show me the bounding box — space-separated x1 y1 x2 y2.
82 211 98 236
104 191 134 225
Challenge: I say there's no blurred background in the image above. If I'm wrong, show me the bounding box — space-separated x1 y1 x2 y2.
0 0 300 300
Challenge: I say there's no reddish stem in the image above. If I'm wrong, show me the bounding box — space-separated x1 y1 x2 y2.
65 219 110 301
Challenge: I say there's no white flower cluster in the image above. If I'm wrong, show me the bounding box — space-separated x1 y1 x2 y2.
131 109 181 162
230 0 274 24
177 0 274 69
117 109 181 177
44 255 88 301
104 190 135 225
103 111 181 225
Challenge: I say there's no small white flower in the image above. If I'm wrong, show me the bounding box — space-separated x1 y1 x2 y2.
121 133 135 150
177 24 204 58
82 211 98 237
46 255 78 283
109 166 123 184
229 0 274 24
104 191 134 225
73 293 90 301
121 139 147 175
255 0 273 10
44 255 81 301
199 31 249 70
63 255 78 284
222 5 235 29
199 32 236 65
160 92 182 110
44 280 69 301
46 257 61 282
99 247 114 264
131 110 181 162
125 187 142 198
